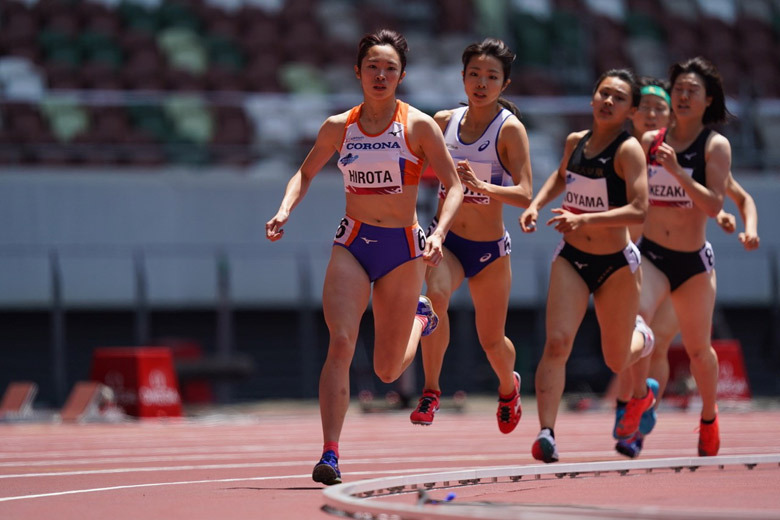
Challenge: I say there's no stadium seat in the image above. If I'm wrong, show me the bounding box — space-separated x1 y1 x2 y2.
39 99 90 143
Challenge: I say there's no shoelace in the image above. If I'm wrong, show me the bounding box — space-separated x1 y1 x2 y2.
417 396 436 414
498 402 513 422
321 453 338 466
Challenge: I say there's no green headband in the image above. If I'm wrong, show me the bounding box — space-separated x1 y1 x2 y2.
640 85 670 105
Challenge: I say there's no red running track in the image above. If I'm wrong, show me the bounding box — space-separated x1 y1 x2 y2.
0 398 778 520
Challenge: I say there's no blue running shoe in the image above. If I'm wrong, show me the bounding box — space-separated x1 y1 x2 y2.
416 296 439 337
639 378 659 435
615 432 644 458
312 450 342 485
612 404 626 440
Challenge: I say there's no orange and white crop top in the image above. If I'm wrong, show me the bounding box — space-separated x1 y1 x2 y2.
337 101 423 195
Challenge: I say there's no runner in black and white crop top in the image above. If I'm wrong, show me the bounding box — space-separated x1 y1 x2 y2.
562 130 632 213
647 127 711 208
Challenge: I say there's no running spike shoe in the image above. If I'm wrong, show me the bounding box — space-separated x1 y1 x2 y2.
416 296 439 336
312 450 342 485
615 431 644 458
697 414 720 456
639 378 659 435
531 428 559 463
410 390 440 425
615 385 656 439
496 371 522 434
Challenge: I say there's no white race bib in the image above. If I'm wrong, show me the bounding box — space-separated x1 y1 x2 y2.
343 157 403 194
562 171 608 213
648 164 693 208
439 161 493 204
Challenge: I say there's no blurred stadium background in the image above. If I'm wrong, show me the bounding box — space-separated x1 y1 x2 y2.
1 0 779 410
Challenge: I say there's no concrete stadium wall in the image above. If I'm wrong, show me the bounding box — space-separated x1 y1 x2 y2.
0 167 778 310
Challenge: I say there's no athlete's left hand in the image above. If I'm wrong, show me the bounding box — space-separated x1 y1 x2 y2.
548 208 583 234
457 160 483 193
423 233 444 267
739 231 760 251
654 142 681 176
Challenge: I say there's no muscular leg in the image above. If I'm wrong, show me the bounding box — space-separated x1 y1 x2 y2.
616 259 670 401
536 258 590 430
320 247 372 444
371 256 426 382
419 249 464 392
648 297 680 399
671 269 718 421
594 265 640 376
469 256 515 395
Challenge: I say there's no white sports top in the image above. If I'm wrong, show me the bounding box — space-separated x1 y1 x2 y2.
438 106 513 204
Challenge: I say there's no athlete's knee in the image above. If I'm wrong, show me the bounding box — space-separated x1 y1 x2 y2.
603 349 628 374
543 332 574 363
424 285 451 312
373 363 400 384
479 334 510 353
687 344 718 365
327 332 357 362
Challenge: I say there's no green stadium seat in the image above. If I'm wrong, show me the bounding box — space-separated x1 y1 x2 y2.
278 62 328 94
204 34 245 71
163 95 213 144
157 27 207 74
39 99 89 142
118 2 159 34
128 104 173 141
512 13 551 67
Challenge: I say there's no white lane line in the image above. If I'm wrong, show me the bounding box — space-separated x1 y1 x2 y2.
1 446 777 474
0 468 426 503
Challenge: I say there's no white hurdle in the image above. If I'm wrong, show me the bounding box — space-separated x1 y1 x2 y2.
322 454 780 520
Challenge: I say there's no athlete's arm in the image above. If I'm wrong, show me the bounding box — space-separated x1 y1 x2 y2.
519 131 582 232
410 109 463 265
265 115 342 241
725 174 760 250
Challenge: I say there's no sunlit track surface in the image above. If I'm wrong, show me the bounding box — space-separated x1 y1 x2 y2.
322 454 780 520
1 400 779 520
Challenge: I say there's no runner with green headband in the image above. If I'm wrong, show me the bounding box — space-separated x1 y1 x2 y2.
611 74 760 458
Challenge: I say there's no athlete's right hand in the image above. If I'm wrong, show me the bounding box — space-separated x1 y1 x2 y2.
265 213 288 241
519 207 538 233
716 210 736 234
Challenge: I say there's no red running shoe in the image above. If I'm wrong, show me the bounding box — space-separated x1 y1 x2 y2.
496 371 522 434
410 389 440 425
615 385 655 439
698 414 720 456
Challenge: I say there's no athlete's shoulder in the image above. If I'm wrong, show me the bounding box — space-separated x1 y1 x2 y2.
433 108 456 125
324 108 353 128
318 110 352 145
405 103 436 124
704 128 729 148
405 104 441 138
565 129 589 146
499 111 527 134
